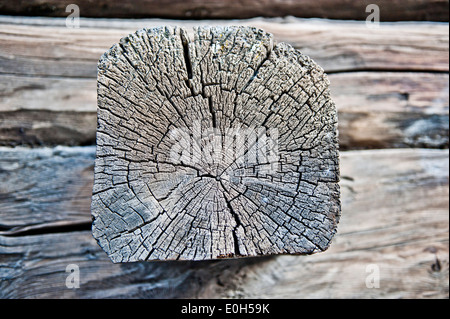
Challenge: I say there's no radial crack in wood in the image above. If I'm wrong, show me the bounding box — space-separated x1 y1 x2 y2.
91 26 340 262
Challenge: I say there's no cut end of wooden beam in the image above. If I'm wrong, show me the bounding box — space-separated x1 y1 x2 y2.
91 26 340 262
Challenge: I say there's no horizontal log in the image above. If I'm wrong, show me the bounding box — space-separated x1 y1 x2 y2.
1 72 448 149
0 146 94 231
0 17 448 77
0 0 448 21
332 72 449 149
0 17 447 149
0 147 447 298
0 110 97 146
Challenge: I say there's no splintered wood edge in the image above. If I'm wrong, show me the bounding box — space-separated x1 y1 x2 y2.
91 26 340 262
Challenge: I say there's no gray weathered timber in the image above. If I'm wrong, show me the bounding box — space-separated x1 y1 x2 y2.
92 26 340 261
0 146 94 234
1 17 448 77
1 17 448 148
2 72 448 149
0 148 447 298
0 0 448 21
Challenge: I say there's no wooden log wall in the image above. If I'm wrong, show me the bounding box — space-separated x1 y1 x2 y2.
0 0 448 21
0 6 448 299
0 17 448 149
1 147 447 298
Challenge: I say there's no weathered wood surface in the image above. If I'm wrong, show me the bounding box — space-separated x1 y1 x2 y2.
0 14 448 298
0 147 447 298
0 146 94 233
0 17 448 149
2 72 447 149
92 26 340 261
334 72 449 149
1 17 447 76
0 0 448 21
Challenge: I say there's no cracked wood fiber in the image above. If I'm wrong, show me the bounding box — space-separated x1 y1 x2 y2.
91 26 340 262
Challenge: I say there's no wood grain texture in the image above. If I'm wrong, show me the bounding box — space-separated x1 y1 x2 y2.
0 17 448 78
1 73 447 148
0 146 94 234
0 9 447 300
333 72 449 149
0 0 448 21
0 17 448 149
0 148 447 298
92 26 340 261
